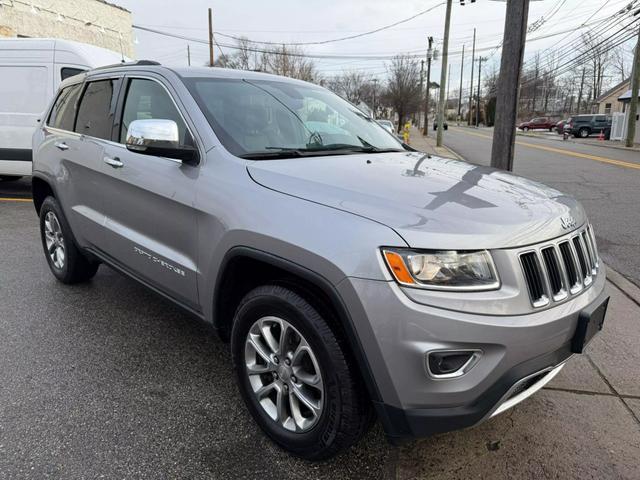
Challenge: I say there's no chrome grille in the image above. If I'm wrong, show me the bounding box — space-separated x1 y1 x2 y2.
520 225 599 308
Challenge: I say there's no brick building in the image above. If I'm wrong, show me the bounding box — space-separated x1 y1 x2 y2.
0 0 133 57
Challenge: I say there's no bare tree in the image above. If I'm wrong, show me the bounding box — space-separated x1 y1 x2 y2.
326 70 378 108
263 45 318 82
579 32 611 102
215 38 318 83
383 55 421 132
612 45 633 83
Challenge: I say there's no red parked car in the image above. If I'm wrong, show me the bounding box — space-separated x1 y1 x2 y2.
517 117 555 132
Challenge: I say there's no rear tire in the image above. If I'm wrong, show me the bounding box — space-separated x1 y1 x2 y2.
39 196 99 284
523 126 529 132
231 285 371 460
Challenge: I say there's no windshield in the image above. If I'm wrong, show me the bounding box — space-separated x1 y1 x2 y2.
184 77 404 159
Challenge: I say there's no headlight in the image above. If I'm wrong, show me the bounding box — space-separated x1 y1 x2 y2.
382 248 500 291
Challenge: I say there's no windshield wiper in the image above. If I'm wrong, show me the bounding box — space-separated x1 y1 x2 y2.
238 149 307 160
239 144 404 160
315 143 405 154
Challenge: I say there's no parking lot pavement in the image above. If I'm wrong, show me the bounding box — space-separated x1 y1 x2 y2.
0 177 32 200
2 195 640 479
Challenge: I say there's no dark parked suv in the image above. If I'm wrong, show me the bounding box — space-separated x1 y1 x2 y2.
565 114 612 138
31 61 608 459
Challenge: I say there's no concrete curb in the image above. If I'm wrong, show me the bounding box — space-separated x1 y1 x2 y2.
606 265 640 307
433 143 463 160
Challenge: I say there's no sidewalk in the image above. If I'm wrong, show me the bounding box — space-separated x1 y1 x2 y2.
407 126 463 160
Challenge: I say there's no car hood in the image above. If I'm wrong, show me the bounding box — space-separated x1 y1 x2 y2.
247 152 586 249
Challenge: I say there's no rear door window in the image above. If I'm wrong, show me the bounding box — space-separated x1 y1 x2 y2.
75 79 119 140
47 83 83 131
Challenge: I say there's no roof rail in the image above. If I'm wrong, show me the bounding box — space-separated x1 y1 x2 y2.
92 60 161 71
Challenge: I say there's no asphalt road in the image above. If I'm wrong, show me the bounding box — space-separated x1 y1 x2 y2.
441 127 640 288
2 183 640 479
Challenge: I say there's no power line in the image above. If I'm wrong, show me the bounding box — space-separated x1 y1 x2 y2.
132 20 613 62
521 5 638 73
520 17 639 87
213 2 445 46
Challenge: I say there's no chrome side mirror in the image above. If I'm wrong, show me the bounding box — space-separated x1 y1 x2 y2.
125 119 198 164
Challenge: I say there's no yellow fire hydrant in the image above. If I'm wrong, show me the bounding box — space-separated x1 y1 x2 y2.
402 121 411 144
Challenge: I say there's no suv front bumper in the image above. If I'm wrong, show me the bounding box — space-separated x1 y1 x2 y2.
336 270 607 441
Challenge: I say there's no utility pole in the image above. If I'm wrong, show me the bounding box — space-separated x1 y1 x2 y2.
436 0 453 147
446 63 451 106
490 0 530 171
626 25 640 147
419 60 425 128
208 7 214 67
467 28 476 126
372 78 379 118
476 57 484 127
187 44 191 66
457 44 465 125
423 36 434 136
576 67 586 114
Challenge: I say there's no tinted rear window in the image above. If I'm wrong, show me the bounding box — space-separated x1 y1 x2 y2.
75 79 119 140
48 83 83 131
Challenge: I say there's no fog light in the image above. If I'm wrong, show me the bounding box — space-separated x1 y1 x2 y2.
426 350 481 379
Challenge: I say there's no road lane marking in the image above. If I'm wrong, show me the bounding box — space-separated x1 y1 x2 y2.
0 197 32 202
450 127 640 170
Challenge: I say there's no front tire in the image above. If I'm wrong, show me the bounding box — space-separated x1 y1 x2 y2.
231 285 371 460
39 196 99 284
579 127 590 138
523 126 529 132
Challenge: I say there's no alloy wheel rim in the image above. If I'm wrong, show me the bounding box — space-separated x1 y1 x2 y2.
44 211 65 269
244 316 324 432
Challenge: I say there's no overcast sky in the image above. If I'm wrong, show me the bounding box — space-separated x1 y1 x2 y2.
115 0 636 91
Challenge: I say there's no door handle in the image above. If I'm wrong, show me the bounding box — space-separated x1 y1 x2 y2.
103 156 123 168
54 142 69 151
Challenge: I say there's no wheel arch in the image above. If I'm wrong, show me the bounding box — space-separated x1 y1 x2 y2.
213 246 383 404
31 174 56 214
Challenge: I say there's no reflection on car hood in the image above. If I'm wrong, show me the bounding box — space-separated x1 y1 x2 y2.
247 152 587 249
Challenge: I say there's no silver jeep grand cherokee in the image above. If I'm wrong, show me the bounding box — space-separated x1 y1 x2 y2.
32 62 608 460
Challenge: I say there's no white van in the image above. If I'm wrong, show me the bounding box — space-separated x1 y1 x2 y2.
0 38 128 180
